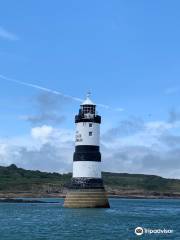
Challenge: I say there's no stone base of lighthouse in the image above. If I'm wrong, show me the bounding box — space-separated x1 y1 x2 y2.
64 178 110 208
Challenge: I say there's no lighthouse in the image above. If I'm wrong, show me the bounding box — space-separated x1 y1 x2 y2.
64 93 110 208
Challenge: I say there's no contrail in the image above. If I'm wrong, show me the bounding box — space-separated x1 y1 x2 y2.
0 74 83 102
0 74 123 112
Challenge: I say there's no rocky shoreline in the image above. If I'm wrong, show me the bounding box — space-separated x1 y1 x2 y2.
0 198 46 203
1 190 180 201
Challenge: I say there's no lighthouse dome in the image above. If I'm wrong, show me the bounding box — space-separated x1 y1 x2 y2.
82 97 95 105
81 92 95 105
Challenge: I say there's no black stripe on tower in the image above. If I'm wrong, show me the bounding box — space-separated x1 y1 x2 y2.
75 146 99 152
73 152 101 162
75 115 101 123
70 178 104 189
73 145 101 162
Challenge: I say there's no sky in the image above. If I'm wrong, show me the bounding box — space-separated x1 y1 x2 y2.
0 0 180 178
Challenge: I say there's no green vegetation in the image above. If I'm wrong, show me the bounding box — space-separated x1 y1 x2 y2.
0 164 71 192
1 164 180 194
103 172 180 192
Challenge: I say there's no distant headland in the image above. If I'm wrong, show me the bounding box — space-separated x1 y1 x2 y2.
0 164 180 199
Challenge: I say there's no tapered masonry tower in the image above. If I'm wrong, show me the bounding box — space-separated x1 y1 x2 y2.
64 93 110 208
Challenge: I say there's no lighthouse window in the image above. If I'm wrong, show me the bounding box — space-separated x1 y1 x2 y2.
82 105 95 114
89 123 92 127
89 131 92 136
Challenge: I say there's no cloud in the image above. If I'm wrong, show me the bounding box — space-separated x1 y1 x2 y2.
0 26 19 41
159 134 180 148
168 108 180 123
0 125 74 173
102 117 145 141
21 92 67 125
16 143 72 173
102 144 180 178
1 111 180 178
101 117 180 178
31 125 54 144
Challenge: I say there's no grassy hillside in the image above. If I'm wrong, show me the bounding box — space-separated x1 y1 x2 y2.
0 164 71 192
1 164 180 195
103 172 180 193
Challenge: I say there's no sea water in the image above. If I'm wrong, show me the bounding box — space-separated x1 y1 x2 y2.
0 198 180 240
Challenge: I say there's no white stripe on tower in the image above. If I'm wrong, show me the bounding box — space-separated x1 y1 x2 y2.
75 122 100 146
73 161 101 178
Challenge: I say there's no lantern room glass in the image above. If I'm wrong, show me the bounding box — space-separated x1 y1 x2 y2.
81 105 96 115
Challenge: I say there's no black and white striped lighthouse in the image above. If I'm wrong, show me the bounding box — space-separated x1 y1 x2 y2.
64 93 110 208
